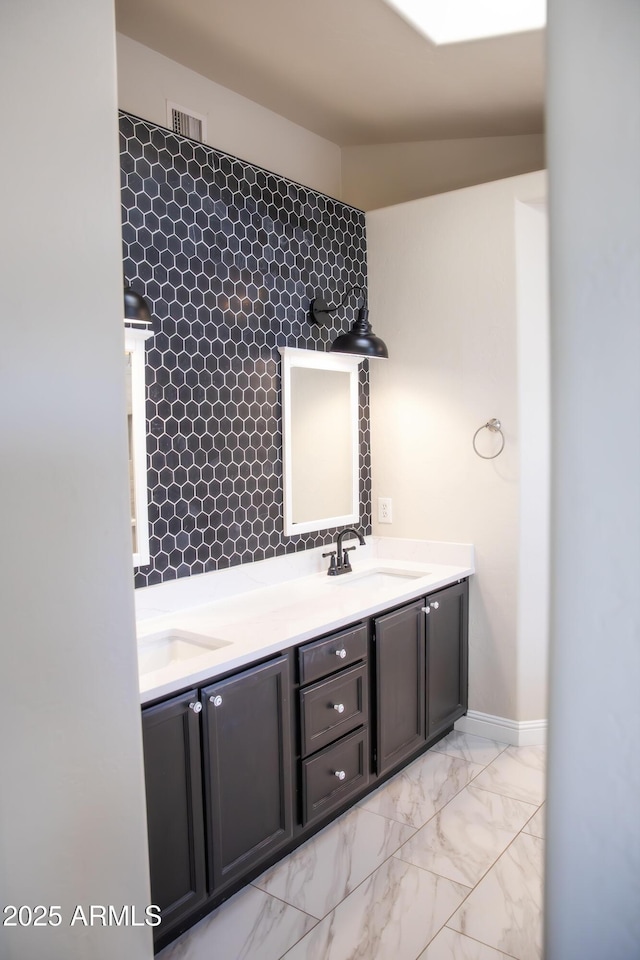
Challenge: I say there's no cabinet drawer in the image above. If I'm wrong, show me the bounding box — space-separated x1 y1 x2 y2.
299 662 368 757
301 727 370 826
298 622 368 684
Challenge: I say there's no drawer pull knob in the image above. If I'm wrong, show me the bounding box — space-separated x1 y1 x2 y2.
430 601 440 610
333 703 345 714
210 695 223 707
335 648 347 659
334 770 346 781
421 606 430 615
189 701 202 714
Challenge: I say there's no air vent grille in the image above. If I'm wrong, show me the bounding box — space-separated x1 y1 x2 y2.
166 102 207 143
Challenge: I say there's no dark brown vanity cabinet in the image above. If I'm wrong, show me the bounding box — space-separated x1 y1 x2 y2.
141 578 468 953
297 623 370 826
374 580 469 778
201 655 294 892
141 689 207 941
142 657 293 949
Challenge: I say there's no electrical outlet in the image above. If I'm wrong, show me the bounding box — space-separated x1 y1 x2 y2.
378 497 393 524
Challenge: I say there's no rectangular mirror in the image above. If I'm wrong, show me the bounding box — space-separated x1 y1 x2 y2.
125 328 153 566
280 347 361 536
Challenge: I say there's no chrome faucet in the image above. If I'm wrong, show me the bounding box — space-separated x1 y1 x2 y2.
323 527 366 576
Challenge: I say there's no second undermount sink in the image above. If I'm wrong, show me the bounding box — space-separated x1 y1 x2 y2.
137 629 230 676
333 567 430 588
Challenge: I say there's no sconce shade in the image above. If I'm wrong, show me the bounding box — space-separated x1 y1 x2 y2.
310 287 389 359
124 284 152 326
331 307 389 359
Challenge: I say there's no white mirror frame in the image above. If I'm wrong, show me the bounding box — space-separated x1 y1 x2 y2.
280 346 361 536
125 327 153 567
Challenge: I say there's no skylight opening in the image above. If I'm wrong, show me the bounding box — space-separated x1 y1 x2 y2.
383 0 546 45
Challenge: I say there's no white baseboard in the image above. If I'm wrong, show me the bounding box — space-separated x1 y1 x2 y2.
455 710 547 746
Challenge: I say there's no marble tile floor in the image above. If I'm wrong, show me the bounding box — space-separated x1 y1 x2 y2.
158 732 546 960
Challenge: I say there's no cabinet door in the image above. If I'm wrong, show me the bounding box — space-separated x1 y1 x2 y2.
202 655 293 892
426 580 469 739
375 599 426 776
141 690 207 938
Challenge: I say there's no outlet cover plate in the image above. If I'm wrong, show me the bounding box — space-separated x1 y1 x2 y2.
378 497 393 524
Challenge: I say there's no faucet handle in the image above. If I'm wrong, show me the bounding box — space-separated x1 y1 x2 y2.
342 546 356 565
322 550 338 575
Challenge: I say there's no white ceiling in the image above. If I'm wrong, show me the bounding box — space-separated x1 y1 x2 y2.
115 0 545 147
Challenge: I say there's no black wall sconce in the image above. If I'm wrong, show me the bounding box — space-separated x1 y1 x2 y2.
124 281 153 328
309 285 389 359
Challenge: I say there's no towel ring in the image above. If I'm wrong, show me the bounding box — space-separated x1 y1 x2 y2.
473 418 505 459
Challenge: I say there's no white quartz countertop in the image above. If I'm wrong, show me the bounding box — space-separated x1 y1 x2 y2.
136 537 474 704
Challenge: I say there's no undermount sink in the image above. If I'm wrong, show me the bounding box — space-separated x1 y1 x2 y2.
137 629 230 676
333 567 430 588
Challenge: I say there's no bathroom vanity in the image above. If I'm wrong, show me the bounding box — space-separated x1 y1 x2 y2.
136 540 472 952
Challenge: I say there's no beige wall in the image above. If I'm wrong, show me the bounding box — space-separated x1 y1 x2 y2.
0 4 152 959
367 170 548 725
117 33 342 198
515 200 549 721
342 135 545 210
545 0 640 954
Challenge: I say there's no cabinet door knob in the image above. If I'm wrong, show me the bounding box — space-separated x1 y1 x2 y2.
430 601 440 610
335 648 347 659
334 770 346 781
209 695 223 706
189 701 202 714
333 703 345 714
421 606 430 615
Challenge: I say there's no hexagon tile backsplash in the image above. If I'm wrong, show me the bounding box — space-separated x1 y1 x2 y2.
119 112 371 588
